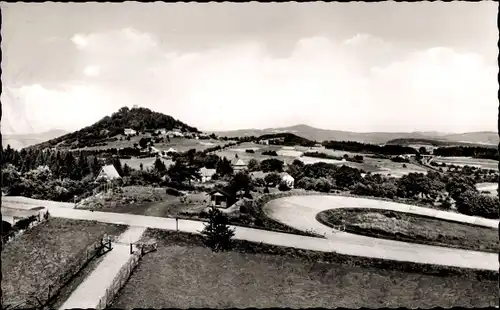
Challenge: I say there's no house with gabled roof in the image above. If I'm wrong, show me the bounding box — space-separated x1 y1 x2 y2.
208 187 237 209
231 157 247 172
96 165 121 182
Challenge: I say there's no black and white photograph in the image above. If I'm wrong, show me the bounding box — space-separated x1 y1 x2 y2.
1 2 498 309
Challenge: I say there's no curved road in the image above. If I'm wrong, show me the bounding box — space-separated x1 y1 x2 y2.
264 195 498 271
3 196 499 271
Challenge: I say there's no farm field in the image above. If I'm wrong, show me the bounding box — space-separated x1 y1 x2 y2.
111 232 497 308
120 157 174 170
1 218 126 308
316 208 499 253
217 142 429 178
75 136 226 153
433 157 498 170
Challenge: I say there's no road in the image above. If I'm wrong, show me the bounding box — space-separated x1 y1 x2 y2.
3 195 499 271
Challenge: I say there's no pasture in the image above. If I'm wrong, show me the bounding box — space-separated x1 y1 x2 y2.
111 230 498 308
120 157 174 170
1 218 126 308
433 157 498 170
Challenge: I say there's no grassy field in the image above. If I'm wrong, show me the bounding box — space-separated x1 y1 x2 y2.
433 157 498 170
316 208 499 253
75 136 226 152
216 143 429 178
1 218 126 307
111 229 497 308
119 157 174 170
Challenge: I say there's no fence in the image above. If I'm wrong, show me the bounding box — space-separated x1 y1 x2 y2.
96 251 142 309
16 235 112 309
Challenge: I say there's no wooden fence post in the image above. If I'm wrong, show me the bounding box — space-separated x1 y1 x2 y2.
130 243 133 254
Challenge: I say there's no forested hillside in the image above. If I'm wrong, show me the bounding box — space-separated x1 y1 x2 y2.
31 107 200 150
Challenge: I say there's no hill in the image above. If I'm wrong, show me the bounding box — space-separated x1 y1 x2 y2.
385 138 498 148
212 124 498 145
2 130 69 150
257 132 316 147
30 107 200 150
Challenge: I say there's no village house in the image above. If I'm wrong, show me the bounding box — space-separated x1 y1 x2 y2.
208 187 236 209
155 128 168 136
95 165 121 182
166 130 184 138
231 157 247 172
124 128 137 136
280 172 295 188
200 167 217 183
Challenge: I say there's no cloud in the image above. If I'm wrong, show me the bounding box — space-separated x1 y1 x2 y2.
2 29 497 134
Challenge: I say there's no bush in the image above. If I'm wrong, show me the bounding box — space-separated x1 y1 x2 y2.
455 190 499 219
314 178 332 193
245 149 255 153
278 182 291 191
263 187 270 194
165 187 183 196
262 150 278 156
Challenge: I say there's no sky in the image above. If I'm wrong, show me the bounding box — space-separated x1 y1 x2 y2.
1 2 498 134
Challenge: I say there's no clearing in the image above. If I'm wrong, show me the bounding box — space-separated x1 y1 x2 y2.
316 208 499 253
111 230 497 309
1 218 126 308
433 156 498 170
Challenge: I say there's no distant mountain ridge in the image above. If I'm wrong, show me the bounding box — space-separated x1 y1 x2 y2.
211 124 498 145
2 129 69 150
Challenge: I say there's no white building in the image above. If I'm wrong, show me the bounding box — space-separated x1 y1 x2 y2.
200 167 217 183
124 128 137 136
155 129 168 136
280 172 295 188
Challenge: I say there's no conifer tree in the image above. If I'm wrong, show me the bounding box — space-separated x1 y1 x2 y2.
201 206 235 252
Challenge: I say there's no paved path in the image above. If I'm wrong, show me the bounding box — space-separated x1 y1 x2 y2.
42 201 498 271
4 195 499 271
60 226 146 310
263 195 499 270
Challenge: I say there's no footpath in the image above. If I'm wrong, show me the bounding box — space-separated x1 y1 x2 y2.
59 226 146 310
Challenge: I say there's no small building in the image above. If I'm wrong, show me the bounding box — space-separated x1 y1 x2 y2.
208 188 236 209
150 146 162 155
231 157 247 172
200 167 216 183
96 165 121 182
155 129 168 136
124 128 137 136
167 131 184 138
280 172 295 188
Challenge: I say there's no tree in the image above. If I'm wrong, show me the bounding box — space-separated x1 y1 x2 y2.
201 206 236 252
216 157 233 177
139 137 150 149
260 158 284 173
230 171 251 194
455 190 499 219
265 172 282 187
247 159 260 172
154 158 167 173
333 165 362 189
